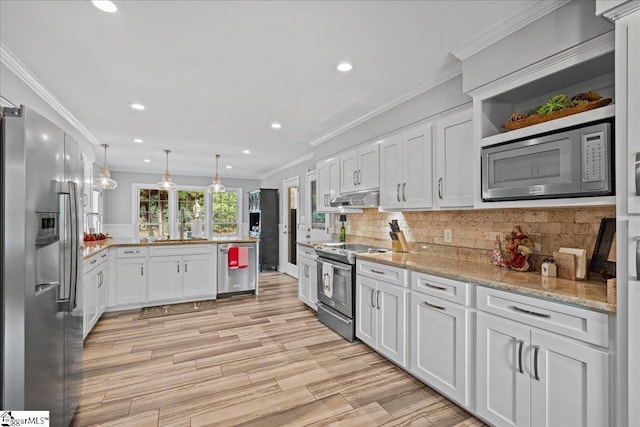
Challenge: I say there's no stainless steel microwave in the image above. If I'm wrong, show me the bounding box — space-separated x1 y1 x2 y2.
481 121 613 202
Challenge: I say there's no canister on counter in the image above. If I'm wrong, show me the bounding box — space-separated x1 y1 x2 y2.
541 258 557 277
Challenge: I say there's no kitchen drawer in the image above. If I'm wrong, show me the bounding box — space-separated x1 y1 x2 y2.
298 245 317 259
149 244 212 257
476 286 609 347
84 250 109 273
116 246 148 259
357 260 408 287
411 271 470 306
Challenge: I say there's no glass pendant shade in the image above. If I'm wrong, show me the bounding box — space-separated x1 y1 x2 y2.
98 144 118 190
209 154 225 193
158 149 177 190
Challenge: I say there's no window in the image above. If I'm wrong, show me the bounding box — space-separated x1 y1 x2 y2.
211 189 241 237
177 189 206 237
138 188 169 238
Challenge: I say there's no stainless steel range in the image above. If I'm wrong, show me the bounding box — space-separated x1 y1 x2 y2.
315 243 387 341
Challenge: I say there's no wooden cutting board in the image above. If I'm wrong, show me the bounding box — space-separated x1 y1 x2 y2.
553 251 576 280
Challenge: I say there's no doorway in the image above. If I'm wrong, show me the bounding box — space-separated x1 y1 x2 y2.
281 176 299 277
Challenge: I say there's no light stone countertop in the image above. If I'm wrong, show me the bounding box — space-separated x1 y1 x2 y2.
83 237 258 259
356 251 615 313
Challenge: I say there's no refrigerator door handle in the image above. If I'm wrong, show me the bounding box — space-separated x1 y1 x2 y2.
70 180 80 311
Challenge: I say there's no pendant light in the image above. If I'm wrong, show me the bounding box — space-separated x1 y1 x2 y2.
209 154 225 193
157 149 177 190
97 144 118 190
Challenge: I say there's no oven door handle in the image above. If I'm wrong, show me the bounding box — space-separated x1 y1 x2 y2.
317 258 352 272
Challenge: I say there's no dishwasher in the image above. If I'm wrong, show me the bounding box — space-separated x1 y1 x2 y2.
217 243 257 295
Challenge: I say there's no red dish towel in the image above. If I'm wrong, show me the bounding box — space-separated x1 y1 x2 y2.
238 246 249 269
228 247 239 269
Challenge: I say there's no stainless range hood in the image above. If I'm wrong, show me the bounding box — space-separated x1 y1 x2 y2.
330 191 379 208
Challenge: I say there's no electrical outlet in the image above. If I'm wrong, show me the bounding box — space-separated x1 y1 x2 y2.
444 229 453 243
534 242 541 252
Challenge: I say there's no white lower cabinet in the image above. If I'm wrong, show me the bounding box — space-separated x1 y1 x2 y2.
356 273 408 367
182 254 215 297
476 312 610 427
115 248 148 306
297 245 318 310
82 250 109 339
409 291 469 406
148 256 182 301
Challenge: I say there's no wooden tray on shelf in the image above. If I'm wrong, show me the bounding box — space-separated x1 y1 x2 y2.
501 98 612 131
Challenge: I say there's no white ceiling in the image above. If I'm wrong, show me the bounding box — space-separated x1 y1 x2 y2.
1 0 535 179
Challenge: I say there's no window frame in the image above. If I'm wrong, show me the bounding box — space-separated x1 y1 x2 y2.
210 187 243 238
131 183 173 239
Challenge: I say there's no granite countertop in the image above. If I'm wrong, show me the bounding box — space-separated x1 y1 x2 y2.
356 251 615 313
83 237 258 259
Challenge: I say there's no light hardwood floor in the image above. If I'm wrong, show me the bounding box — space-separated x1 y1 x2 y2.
74 272 485 427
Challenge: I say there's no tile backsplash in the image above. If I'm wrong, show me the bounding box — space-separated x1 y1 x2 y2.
336 206 616 268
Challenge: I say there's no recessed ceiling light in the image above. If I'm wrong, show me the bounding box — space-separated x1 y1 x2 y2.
337 62 353 72
130 103 146 110
271 122 282 129
92 0 118 13
143 159 151 163
133 138 144 143
226 165 232 169
242 149 251 154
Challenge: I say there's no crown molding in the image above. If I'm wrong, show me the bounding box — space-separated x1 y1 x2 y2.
308 63 462 148
467 30 615 99
602 1 640 20
451 0 572 61
0 42 100 146
260 153 314 180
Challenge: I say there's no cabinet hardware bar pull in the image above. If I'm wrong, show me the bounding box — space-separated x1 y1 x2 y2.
358 170 361 186
533 345 540 380
141 264 144 276
397 183 401 202
510 305 551 319
101 253 107 258
124 250 140 254
90 259 97 264
376 290 381 309
177 261 180 273
353 170 357 186
402 183 406 202
438 177 443 200
370 269 385 275
421 301 445 310
426 283 447 291
517 340 524 374
370 289 375 308
185 261 187 273
635 153 640 196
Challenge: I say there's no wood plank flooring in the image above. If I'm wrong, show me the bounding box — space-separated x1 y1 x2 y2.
73 272 485 427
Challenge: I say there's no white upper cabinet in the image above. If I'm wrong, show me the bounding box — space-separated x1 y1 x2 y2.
435 108 474 208
316 157 341 213
380 124 433 210
340 142 379 194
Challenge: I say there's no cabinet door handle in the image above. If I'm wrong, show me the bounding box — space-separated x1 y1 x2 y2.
438 177 443 200
177 261 180 274
357 170 361 185
421 301 445 310
635 153 640 196
425 283 447 291
396 183 401 202
533 345 540 381
353 170 357 186
90 259 97 265
402 183 406 202
370 289 376 308
510 305 551 319
185 261 188 273
370 269 385 275
141 264 144 276
517 340 524 374
101 253 107 258
376 290 381 309
124 250 140 254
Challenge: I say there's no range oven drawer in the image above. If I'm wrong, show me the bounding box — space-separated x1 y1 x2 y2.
318 303 355 342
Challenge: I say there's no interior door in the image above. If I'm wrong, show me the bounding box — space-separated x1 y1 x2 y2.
281 176 299 277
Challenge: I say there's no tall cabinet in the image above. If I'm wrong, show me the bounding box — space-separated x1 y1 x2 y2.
248 188 279 271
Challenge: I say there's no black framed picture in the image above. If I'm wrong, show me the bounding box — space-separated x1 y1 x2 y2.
589 218 616 279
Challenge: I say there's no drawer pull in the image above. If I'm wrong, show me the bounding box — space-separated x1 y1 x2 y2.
124 250 140 254
517 340 524 374
510 305 551 319
101 253 107 258
421 301 445 311
90 259 97 265
533 345 540 381
370 269 385 275
425 283 447 291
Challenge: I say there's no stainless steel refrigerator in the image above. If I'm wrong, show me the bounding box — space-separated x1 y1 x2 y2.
1 105 83 426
